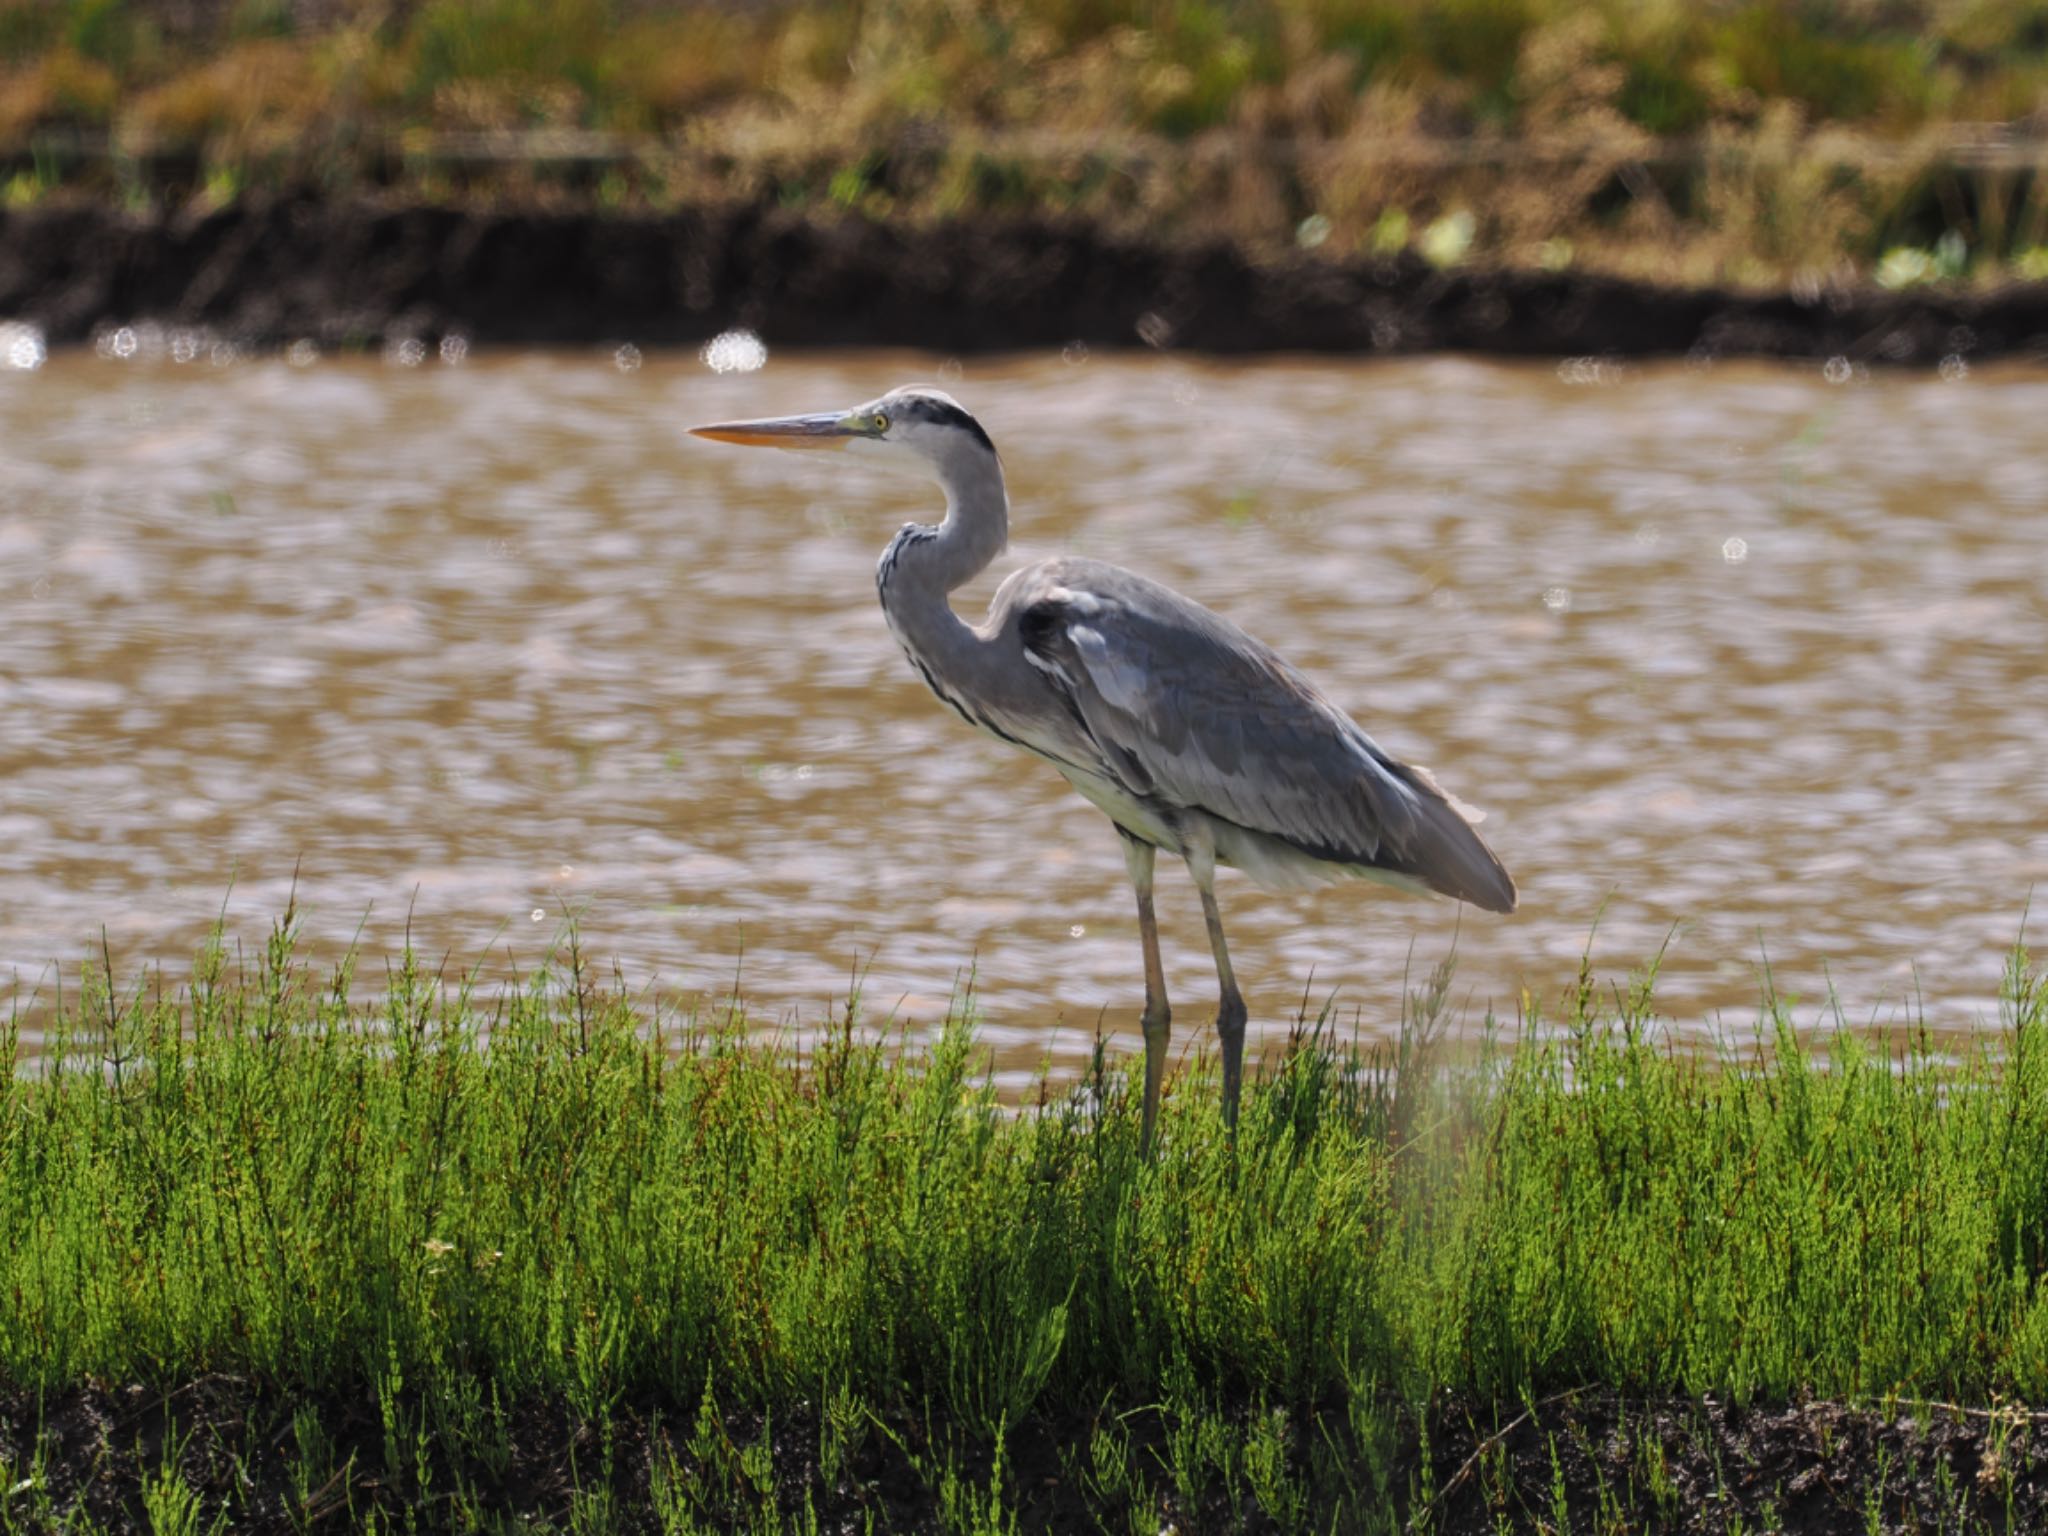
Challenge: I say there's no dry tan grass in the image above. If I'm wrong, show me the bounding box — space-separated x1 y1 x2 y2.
0 48 118 143
2 0 2046 282
126 38 319 151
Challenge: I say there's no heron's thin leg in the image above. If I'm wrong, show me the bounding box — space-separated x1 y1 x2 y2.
1122 833 1170 1156
1185 838 1248 1131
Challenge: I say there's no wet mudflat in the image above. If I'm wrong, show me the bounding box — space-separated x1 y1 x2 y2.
7 200 2048 364
2 348 2046 1075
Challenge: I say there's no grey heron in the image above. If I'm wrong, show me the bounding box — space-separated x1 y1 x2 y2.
692 385 1514 1152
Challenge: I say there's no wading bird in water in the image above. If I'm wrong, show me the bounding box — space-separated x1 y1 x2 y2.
692 386 1514 1152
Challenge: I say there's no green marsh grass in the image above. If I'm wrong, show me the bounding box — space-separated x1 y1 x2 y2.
5 917 2048 1527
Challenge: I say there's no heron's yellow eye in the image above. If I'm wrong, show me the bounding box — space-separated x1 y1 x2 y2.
873 413 889 433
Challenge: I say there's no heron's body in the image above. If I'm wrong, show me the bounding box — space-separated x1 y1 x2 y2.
885 548 1500 904
694 385 1514 1150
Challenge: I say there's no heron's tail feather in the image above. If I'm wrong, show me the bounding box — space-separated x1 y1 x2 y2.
1390 763 1518 914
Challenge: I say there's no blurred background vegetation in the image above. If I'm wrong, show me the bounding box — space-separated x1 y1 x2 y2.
4 0 2048 285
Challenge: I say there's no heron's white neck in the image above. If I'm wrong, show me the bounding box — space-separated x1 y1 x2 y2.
874 438 1012 722
877 439 1008 613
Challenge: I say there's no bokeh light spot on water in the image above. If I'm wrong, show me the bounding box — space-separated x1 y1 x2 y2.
1061 340 1089 366
386 337 428 368
0 322 45 371
1723 536 1750 563
530 909 545 922
803 501 850 535
1939 353 1970 383
1557 357 1623 386
1070 925 1085 938
286 339 320 368
169 330 201 364
699 330 766 374
614 343 644 373
1823 356 1852 385
1295 213 1332 249
98 326 139 361
440 335 470 366
1542 585 1572 613
937 358 963 381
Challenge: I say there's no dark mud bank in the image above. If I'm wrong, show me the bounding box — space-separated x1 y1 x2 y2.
8 1379 2048 1533
6 197 2048 364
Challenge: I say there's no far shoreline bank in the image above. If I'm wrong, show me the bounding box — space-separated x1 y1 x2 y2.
8 195 2048 365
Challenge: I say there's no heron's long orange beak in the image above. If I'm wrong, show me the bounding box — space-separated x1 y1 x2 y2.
689 411 856 450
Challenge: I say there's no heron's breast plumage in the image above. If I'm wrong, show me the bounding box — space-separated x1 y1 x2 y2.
877 531 1095 770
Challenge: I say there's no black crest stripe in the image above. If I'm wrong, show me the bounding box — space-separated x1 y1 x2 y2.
902 397 996 454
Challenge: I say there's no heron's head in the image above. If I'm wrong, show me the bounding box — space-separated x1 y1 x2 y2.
690 385 997 480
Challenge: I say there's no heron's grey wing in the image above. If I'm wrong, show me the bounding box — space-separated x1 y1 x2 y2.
1015 564 1516 912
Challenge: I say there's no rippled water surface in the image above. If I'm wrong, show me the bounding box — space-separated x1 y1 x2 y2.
4 348 2047 1076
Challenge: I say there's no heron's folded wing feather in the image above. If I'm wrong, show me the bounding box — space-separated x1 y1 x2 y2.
1024 582 1425 864
1016 568 1516 911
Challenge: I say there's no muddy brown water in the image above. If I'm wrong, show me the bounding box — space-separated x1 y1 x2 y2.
3 347 2046 1083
